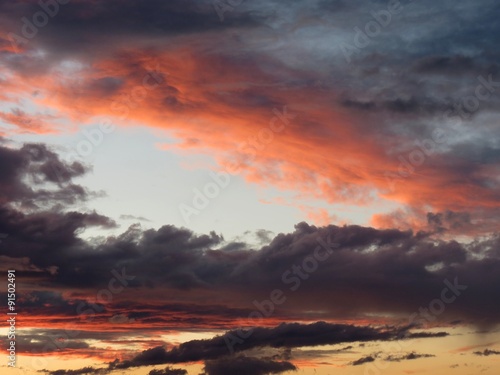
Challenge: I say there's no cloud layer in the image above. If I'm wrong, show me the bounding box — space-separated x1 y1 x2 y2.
1 0 499 234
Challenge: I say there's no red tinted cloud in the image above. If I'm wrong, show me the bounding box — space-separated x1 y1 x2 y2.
1 20 498 235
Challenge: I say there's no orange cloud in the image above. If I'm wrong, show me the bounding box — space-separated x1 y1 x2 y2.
1 44 499 235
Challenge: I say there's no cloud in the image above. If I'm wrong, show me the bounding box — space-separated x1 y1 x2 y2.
473 349 500 356
203 356 296 375
385 352 435 362
405 332 448 339
1 143 499 329
0 109 58 134
119 214 151 222
46 368 107 375
0 0 261 59
0 0 499 235
149 367 187 375
108 314 135 324
1 1 499 373
412 55 476 75
351 356 375 366
108 322 436 368
350 351 435 366
0 143 91 208
0 141 497 372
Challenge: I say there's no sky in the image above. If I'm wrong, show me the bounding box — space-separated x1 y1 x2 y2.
0 0 499 374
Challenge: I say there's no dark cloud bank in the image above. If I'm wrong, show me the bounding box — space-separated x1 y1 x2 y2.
1 141 500 321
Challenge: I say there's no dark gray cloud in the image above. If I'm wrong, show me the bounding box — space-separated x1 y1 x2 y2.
427 211 472 233
46 368 106 375
385 351 435 362
351 355 375 366
405 332 448 339
48 320 445 375
473 349 500 356
350 351 435 366
16 291 105 316
203 356 296 375
108 322 437 368
0 143 91 208
149 367 187 375
0 0 261 60
412 55 476 75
